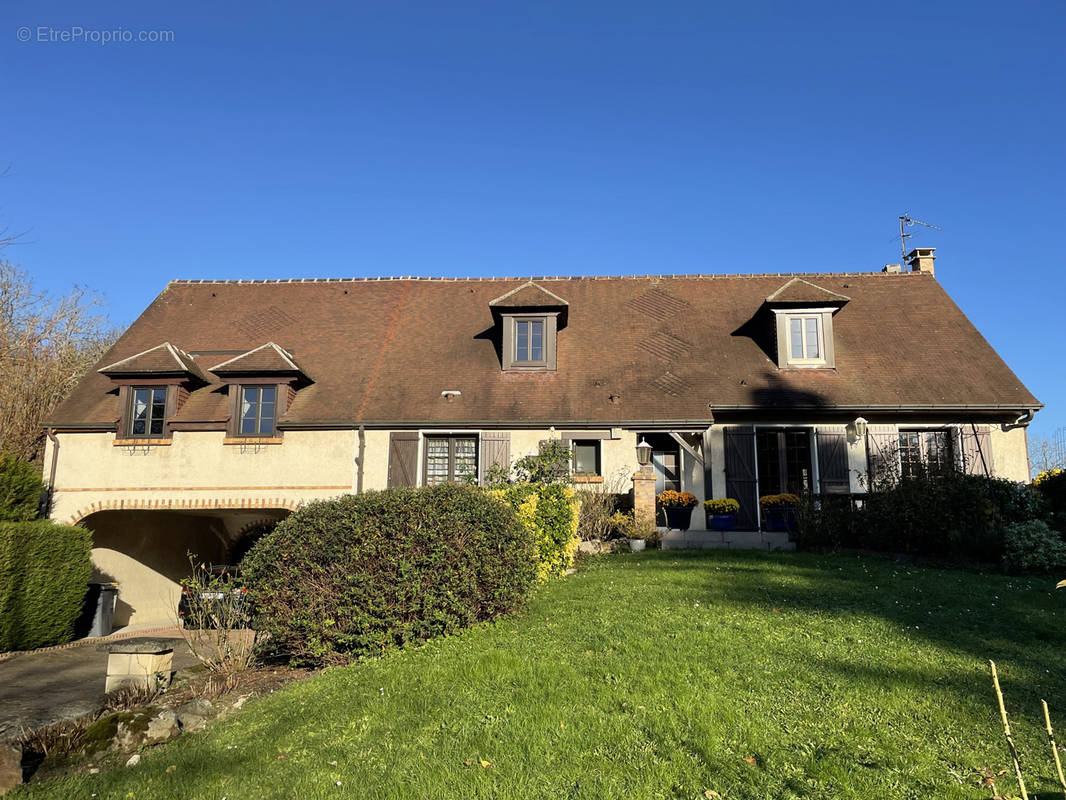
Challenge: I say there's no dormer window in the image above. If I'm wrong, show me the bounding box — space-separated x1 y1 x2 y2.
128 387 168 437
239 386 276 436
762 279 849 370
489 281 568 372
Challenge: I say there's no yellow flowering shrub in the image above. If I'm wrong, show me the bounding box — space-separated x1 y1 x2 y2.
492 484 580 582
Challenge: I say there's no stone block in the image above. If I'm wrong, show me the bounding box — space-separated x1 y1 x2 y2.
0 742 21 795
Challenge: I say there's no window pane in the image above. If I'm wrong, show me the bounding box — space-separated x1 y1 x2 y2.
425 438 450 486
530 321 543 361
132 418 146 435
454 437 477 482
574 441 599 475
789 318 803 359
804 318 820 359
260 387 276 405
516 321 529 361
241 388 259 435
132 390 148 421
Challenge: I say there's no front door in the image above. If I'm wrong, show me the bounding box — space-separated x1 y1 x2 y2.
652 450 681 496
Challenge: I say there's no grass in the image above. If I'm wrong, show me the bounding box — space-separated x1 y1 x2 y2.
14 550 1066 799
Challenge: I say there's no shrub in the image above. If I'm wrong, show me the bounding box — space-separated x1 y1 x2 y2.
0 452 45 522
1034 469 1066 534
494 483 580 581
608 510 660 543
511 441 573 485
797 473 1050 563
704 498 740 515
0 520 93 652
575 468 631 542
1002 520 1066 574
241 483 536 665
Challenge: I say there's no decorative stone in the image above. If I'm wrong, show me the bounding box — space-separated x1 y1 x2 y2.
0 742 22 794
113 709 180 752
177 699 216 732
125 754 140 767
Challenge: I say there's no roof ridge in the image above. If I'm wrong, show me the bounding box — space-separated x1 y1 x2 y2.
167 271 928 286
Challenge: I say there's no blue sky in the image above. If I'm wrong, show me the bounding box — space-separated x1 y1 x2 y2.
3 1 1063 435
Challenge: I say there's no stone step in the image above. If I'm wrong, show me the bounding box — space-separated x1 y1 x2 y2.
660 529 796 552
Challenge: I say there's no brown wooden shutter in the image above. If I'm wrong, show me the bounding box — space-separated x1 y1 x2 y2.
865 424 899 488
387 432 420 488
816 427 850 494
480 431 511 484
723 426 758 530
959 424 995 476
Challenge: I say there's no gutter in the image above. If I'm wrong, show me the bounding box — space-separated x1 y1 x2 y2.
708 403 1043 413
283 419 714 431
45 428 60 516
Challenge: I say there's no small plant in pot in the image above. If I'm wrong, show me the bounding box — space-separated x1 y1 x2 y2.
657 490 698 531
703 497 740 531
759 493 800 532
609 510 659 552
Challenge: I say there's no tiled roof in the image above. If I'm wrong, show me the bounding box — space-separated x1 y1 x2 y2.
49 271 1040 428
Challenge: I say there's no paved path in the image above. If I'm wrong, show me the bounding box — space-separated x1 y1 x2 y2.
0 631 198 740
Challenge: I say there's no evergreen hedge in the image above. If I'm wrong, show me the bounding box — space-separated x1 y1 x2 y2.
492 483 580 581
0 520 93 652
242 483 537 665
0 452 45 522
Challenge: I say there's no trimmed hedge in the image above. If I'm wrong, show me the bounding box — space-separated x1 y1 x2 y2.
241 483 537 665
0 520 93 652
797 473 1050 564
493 483 580 581
0 452 45 522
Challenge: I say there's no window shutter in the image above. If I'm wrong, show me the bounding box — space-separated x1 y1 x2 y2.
723 426 758 530
387 432 420 488
959 424 995 476
865 424 899 488
816 427 850 494
480 431 511 485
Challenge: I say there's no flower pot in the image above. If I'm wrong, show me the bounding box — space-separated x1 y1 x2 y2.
664 505 694 531
762 507 797 532
709 512 736 532
628 538 646 552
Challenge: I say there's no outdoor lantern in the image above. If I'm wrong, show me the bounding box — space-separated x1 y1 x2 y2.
636 438 653 466
852 416 868 439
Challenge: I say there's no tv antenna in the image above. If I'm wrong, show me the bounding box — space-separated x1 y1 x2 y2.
899 214 941 262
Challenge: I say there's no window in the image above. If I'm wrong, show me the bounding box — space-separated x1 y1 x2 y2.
756 428 813 496
899 429 954 479
128 387 167 437
239 386 276 436
514 319 545 364
788 315 823 362
501 314 557 370
773 309 835 368
572 440 601 477
424 435 478 485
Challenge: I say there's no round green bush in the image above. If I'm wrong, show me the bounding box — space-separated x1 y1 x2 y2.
1002 519 1066 574
241 483 537 665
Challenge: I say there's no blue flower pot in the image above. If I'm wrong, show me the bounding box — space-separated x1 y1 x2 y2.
709 512 736 531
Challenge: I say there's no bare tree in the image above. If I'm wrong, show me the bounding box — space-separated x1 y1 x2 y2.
1030 427 1066 478
0 261 117 462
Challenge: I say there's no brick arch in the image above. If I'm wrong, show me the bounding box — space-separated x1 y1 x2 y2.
67 496 302 526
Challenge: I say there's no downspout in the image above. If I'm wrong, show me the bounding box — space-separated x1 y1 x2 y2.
45 428 60 517
356 425 365 494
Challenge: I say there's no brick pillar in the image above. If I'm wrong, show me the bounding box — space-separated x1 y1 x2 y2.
632 466 657 528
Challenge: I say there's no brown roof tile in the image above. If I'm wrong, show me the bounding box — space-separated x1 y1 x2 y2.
48 272 1040 428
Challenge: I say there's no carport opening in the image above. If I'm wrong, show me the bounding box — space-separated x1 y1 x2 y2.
79 508 289 629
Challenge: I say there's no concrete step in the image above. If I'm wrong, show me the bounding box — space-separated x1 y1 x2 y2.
660 529 796 552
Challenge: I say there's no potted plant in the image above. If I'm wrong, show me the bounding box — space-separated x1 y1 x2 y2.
609 510 657 551
703 497 740 531
657 490 698 531
760 493 800 532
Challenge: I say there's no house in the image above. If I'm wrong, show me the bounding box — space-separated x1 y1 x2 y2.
43 248 1040 626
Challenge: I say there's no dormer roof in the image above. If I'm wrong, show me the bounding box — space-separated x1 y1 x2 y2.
98 342 207 380
489 280 569 309
208 342 306 378
765 278 850 306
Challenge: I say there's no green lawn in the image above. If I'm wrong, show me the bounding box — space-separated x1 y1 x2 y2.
17 550 1066 799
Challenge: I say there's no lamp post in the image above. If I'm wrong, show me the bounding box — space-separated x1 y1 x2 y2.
636 438 653 468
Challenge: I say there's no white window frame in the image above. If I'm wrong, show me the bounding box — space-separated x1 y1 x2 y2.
773 307 835 368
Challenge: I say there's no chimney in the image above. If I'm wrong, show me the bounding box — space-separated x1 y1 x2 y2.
905 247 936 275
882 263 902 274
